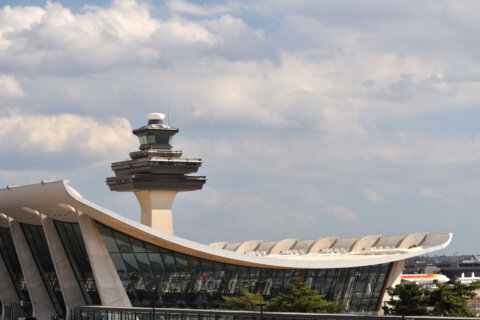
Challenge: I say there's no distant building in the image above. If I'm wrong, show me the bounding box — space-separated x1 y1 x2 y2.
405 256 480 281
0 113 451 320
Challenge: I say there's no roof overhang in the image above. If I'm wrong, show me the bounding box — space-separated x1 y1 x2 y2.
0 180 452 269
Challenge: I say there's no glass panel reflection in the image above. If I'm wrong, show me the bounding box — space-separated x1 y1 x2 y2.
21 224 66 317
0 227 32 316
96 223 389 312
54 221 101 305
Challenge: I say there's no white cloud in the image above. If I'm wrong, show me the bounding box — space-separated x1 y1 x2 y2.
326 205 358 222
0 0 480 252
0 4 45 51
420 188 443 200
0 110 137 158
1 0 478 131
0 0 212 71
364 188 383 203
0 74 25 96
0 5 44 31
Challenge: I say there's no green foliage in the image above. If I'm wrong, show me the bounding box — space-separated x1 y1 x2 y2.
428 279 480 317
266 277 345 313
220 287 265 311
382 282 429 316
383 279 480 317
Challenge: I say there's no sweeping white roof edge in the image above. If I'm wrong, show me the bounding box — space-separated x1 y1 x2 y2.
0 180 452 269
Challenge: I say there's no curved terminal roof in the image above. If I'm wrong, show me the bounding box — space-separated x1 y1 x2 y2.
0 180 452 269
211 233 450 257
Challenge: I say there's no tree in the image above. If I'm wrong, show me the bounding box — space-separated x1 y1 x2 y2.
383 279 480 317
382 282 429 316
428 279 480 317
220 287 265 311
266 277 345 313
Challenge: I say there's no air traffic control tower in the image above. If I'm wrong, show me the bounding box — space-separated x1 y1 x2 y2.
106 113 206 235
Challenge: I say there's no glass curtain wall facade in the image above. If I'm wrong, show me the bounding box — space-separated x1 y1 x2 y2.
54 221 101 305
97 223 390 312
20 224 66 317
0 227 32 316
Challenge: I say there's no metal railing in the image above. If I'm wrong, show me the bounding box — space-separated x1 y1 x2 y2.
4 305 29 320
70 306 480 320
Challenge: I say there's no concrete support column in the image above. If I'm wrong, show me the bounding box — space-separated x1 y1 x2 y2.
40 215 85 318
378 260 405 313
9 220 55 320
77 211 131 307
0 255 19 320
134 190 178 235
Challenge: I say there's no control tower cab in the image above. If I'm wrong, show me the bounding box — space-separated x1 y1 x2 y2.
106 113 206 234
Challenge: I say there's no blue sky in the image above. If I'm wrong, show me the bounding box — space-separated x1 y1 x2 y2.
1 0 479 254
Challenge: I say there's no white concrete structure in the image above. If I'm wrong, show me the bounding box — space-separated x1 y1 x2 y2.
0 180 451 320
0 115 452 320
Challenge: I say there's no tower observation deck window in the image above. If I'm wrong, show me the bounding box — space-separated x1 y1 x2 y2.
139 135 171 145
96 222 390 312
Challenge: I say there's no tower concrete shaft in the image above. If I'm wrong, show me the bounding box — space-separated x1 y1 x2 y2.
134 190 177 235
106 113 206 234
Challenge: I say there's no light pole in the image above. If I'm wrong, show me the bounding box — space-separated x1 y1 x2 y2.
256 303 266 320
151 302 155 320
398 305 408 320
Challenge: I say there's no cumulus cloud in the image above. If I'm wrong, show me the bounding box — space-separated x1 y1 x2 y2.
326 205 357 222
0 110 137 159
0 1 162 71
1 0 479 131
0 0 269 75
364 188 383 203
1 0 480 251
0 4 45 51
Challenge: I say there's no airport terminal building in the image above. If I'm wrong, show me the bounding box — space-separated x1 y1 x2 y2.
0 114 451 320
